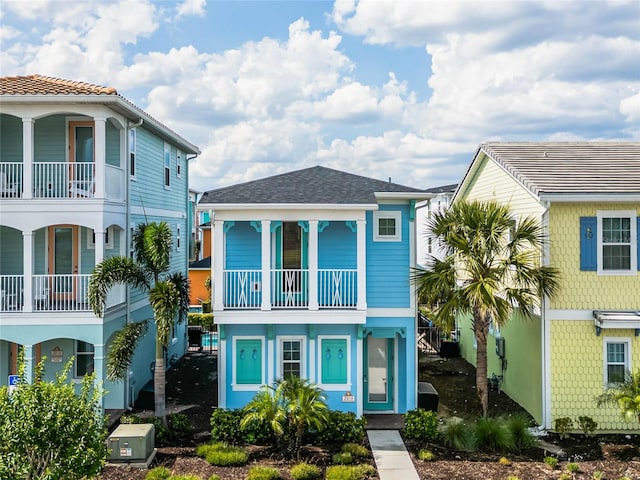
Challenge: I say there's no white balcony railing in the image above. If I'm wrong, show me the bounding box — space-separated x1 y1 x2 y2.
0 275 24 311
318 269 357 308
105 164 125 201
32 274 91 312
34 162 95 199
0 162 23 199
271 269 309 308
223 270 262 309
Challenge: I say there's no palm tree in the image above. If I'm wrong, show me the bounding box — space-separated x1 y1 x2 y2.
415 199 560 416
241 376 328 459
596 369 640 424
89 222 190 423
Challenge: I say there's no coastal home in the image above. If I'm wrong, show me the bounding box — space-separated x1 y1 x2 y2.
198 166 431 414
416 183 457 266
0 74 199 410
453 142 640 431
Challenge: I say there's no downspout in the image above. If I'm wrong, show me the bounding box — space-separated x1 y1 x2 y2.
540 200 551 430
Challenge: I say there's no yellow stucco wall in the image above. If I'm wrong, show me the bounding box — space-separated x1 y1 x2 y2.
550 321 640 431
548 203 640 310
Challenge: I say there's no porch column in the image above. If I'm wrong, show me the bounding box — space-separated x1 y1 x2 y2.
22 232 33 313
356 220 367 310
94 229 105 265
23 344 34 383
261 220 272 310
212 220 224 311
93 116 106 199
22 118 34 199
93 344 104 408
308 220 319 310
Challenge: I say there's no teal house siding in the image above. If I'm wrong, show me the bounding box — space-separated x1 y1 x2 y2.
226 222 261 269
0 114 21 162
0 227 22 274
318 222 356 269
34 115 66 163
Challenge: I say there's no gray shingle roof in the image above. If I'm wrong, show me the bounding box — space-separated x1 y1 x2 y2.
199 166 427 205
424 183 457 194
479 142 640 196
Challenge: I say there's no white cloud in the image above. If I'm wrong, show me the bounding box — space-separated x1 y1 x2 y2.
620 92 640 123
176 0 206 19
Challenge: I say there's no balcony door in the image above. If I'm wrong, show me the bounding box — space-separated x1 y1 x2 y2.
274 222 308 306
68 121 95 197
48 226 79 302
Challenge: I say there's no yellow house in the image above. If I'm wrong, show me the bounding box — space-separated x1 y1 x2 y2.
454 142 640 432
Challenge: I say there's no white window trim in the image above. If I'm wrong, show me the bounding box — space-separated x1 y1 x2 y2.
232 336 265 391
74 340 95 378
276 335 306 380
597 210 637 276
164 142 171 189
317 335 351 391
129 128 136 179
373 211 401 242
87 227 113 250
176 224 181 251
602 337 632 386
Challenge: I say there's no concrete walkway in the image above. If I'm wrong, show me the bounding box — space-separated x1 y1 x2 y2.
367 430 420 480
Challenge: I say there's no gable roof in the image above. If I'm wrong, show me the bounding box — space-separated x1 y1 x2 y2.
0 74 200 154
200 166 428 205
458 142 640 201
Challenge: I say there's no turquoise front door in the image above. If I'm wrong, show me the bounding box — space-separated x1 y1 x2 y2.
363 336 394 411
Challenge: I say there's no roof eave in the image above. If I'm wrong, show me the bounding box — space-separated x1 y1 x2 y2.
197 203 380 211
539 193 640 203
374 192 432 201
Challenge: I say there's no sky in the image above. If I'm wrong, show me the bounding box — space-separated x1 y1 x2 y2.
1 0 639 193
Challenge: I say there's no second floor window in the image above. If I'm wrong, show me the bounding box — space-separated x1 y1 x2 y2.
164 142 171 188
580 211 638 274
602 216 631 270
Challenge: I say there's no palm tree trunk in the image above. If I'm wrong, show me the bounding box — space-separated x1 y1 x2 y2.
154 337 166 425
474 310 489 417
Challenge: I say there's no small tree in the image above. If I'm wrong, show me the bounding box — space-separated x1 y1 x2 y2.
0 354 108 479
596 369 640 425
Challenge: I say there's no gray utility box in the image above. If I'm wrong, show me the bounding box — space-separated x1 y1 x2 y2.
108 423 155 463
417 382 439 412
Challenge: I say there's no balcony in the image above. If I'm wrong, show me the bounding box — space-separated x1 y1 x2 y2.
222 269 357 310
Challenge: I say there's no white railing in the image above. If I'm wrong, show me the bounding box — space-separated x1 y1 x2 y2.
105 164 125 201
32 274 91 312
0 162 23 199
223 270 262 309
34 162 95 199
318 269 357 308
0 275 24 311
271 269 309 308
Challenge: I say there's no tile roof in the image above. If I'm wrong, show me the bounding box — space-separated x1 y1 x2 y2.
478 142 640 196
200 166 427 205
0 74 118 95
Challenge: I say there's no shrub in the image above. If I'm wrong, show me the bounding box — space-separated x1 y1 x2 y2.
554 417 573 439
121 412 192 446
210 408 275 445
315 411 366 445
566 462 580 473
290 462 321 480
439 417 472 451
592 472 603 480
559 473 572 480
499 456 511 466
246 466 281 480
543 456 559 469
196 442 249 466
577 416 598 436
505 414 536 450
208 475 221 480
170 476 201 480
471 417 514 453
341 443 369 458
146 466 172 480
417 449 435 461
332 452 353 465
325 464 376 480
188 313 215 331
404 408 439 440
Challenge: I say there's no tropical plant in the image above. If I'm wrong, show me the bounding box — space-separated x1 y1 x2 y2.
195 442 249 466
314 410 366 445
439 417 472 451
241 376 329 459
543 456 559 470
403 408 439 440
577 415 598 436
290 463 321 480
415 199 560 415
89 221 190 423
0 355 108 480
596 369 640 424
554 416 573 439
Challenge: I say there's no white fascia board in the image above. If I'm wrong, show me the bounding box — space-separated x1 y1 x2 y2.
374 192 432 201
201 207 371 222
539 193 640 203
198 203 378 211
213 310 367 325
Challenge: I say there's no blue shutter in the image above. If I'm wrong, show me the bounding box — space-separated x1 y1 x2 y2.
580 217 597 271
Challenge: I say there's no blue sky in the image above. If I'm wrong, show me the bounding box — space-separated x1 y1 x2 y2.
1 0 639 192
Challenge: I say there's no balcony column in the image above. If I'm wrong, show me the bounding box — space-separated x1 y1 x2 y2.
94 116 106 199
308 220 319 310
22 118 34 200
212 220 224 311
94 229 105 265
22 231 33 313
260 220 272 310
356 220 367 310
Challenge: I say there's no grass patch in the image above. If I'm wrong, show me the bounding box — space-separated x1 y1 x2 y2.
195 442 249 466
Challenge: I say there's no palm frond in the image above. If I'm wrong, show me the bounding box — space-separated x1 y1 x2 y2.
168 272 191 323
149 281 180 347
89 256 150 317
106 320 149 381
144 222 172 276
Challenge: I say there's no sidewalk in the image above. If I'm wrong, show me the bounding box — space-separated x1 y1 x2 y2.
367 430 420 480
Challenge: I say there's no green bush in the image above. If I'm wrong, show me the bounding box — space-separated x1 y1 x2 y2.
403 408 439 441
505 414 536 450
577 416 598 436
471 417 514 453
170 476 201 480
208 475 221 480
543 456 559 470
314 411 366 445
325 464 376 480
209 408 274 445
188 313 214 331
246 466 281 480
332 452 353 465
341 443 369 458
290 462 321 480
554 417 573 439
146 466 172 480
439 417 472 451
417 449 435 461
196 442 249 466
120 412 192 446
566 462 580 473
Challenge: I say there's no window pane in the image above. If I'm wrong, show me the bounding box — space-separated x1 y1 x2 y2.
607 364 625 384
282 222 301 269
76 354 94 376
283 363 300 379
603 245 631 270
379 218 396 236
602 217 631 243
607 343 625 363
